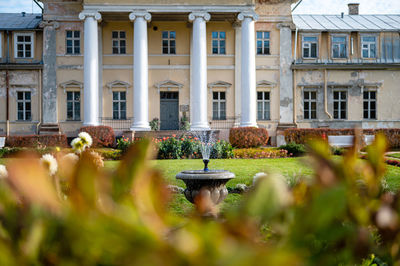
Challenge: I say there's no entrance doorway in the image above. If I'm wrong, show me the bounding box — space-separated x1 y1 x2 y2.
160 91 179 130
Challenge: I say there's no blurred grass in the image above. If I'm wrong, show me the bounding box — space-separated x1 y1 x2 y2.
387 153 400 159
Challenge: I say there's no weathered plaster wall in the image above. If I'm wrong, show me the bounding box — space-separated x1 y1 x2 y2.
295 69 400 129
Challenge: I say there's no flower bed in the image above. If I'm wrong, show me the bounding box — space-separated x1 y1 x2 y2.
229 127 269 148
234 148 289 159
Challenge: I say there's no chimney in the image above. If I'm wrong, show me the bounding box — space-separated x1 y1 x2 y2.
348 3 359 15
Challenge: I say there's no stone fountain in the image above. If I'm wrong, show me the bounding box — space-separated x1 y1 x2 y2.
176 130 235 206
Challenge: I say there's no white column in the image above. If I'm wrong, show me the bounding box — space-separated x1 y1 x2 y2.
238 12 258 127
129 12 151 131
189 12 210 130
233 22 241 126
79 11 102 126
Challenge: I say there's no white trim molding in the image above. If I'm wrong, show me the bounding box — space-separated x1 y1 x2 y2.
154 80 184 93
207 80 232 93
13 32 35 59
106 80 131 93
59 80 83 94
257 80 276 88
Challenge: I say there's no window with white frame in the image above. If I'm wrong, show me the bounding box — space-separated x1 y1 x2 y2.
363 90 377 119
17 91 31 121
302 36 318 58
113 91 127 120
162 31 176 54
212 91 226 120
257 91 270 120
333 90 347 119
66 30 80 55
15 33 33 58
112 31 126 54
361 36 377 58
256 31 270 55
332 36 347 58
66 91 81 121
303 90 317 119
212 31 226 55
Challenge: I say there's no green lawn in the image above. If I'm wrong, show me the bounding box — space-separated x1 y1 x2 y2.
105 157 400 215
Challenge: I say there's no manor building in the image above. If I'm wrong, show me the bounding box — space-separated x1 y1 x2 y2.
0 1 400 145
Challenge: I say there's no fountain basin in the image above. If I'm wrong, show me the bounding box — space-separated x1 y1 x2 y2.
176 170 235 205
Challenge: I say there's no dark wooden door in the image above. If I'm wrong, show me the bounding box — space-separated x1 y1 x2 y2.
160 92 179 130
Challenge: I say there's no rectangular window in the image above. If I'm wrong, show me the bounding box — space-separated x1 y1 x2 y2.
302 36 318 58
212 31 226 55
333 91 347 119
361 36 377 58
66 91 81 121
162 31 176 54
303 90 317 119
257 91 270 120
0 33 2 58
363 90 377 119
256 31 270 55
112 31 126 54
212 91 226 120
66 30 80 55
332 36 347 58
15 33 33 58
17 91 31 121
113 91 127 120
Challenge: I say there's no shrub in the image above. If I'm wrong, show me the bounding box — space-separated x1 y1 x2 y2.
279 142 306 157
158 137 182 159
79 126 115 148
150 118 160 131
96 148 122 161
331 146 346 156
229 127 269 148
5 134 68 148
179 115 190 131
211 140 234 159
234 148 289 159
116 137 132 154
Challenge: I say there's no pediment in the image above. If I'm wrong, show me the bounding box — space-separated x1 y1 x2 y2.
106 80 131 89
154 80 184 89
257 80 276 87
207 81 232 88
59 80 83 89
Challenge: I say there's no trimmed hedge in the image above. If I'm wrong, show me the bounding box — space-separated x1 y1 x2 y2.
79 126 115 148
229 127 269 148
284 128 400 148
233 148 288 159
5 134 68 148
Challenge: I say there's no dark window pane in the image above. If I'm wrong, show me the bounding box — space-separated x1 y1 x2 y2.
162 47 169 54
363 91 368 99
364 102 369 109
113 92 118 100
170 31 176 38
341 110 346 119
112 31 118 38
74 47 80 54
74 31 80 38
220 32 226 39
17 36 24 42
120 47 126 54
370 101 376 109
67 92 72 100
334 102 338 109
25 92 31 100
17 92 23 100
75 92 80 101
220 92 225 100
334 111 338 119
341 92 346 100
113 40 119 47
66 31 72 38
113 48 119 54
120 40 126 47
311 43 317 57
120 102 126 111
18 112 23 120
334 91 339 99
25 51 31 57
25 36 31 42
120 92 126 100
119 31 126 38
311 92 316 99
113 112 119 120
113 102 118 111
264 32 270 39
371 111 376 119
256 32 262 39
364 111 369 119
74 40 80 46
311 111 316 119
213 92 218 100
265 92 270 100
67 40 72 47
170 47 176 54
304 111 309 119
371 91 376 99
170 40 176 47
257 47 262 55
162 31 168 38
303 48 309 58
212 32 218 38
257 92 262 100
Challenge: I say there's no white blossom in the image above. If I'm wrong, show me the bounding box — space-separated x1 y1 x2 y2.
41 154 58 176
0 165 8 179
71 137 84 154
78 132 93 148
252 172 267 185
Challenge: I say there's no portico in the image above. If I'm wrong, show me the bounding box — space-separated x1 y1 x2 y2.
78 5 258 131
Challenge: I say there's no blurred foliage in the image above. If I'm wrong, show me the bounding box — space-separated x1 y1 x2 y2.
0 134 400 265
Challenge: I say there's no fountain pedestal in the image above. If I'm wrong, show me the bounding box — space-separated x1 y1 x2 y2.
176 170 235 205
